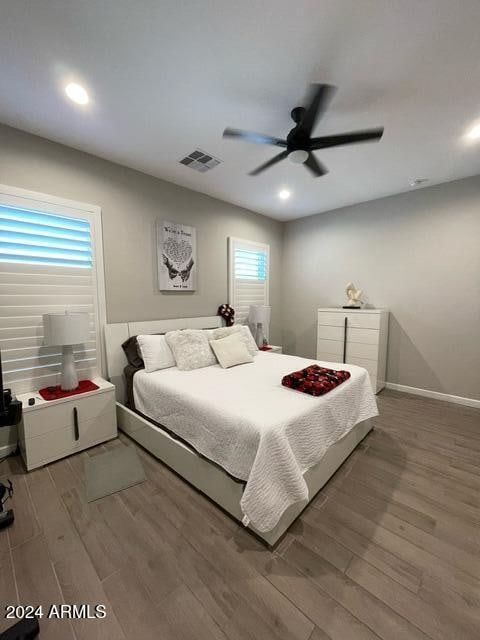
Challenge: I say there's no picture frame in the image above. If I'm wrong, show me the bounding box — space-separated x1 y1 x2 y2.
157 220 196 291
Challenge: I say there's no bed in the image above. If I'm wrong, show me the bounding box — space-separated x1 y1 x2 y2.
105 316 377 546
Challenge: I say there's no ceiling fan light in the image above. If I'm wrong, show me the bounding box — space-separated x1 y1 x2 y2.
288 150 309 164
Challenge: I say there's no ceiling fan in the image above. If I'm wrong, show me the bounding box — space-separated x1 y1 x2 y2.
223 83 384 177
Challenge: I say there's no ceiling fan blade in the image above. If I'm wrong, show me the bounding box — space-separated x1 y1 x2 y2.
304 153 328 177
310 127 384 150
223 128 287 147
249 150 289 175
301 84 336 136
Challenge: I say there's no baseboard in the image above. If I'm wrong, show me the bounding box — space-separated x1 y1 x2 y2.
0 443 17 458
385 382 480 409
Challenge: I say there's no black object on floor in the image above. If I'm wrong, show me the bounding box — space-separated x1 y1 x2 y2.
0 618 40 640
0 507 14 530
0 479 14 530
0 348 23 532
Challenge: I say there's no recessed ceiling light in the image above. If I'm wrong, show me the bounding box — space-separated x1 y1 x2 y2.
466 123 480 140
65 83 89 105
278 189 291 200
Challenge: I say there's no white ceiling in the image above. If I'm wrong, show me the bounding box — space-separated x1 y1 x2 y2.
1 0 480 221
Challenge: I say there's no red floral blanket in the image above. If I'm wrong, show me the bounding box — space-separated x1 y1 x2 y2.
281 364 351 396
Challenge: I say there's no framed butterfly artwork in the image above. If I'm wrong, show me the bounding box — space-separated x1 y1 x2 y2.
157 220 197 291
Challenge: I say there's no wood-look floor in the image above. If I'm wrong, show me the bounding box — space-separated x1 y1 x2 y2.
1 389 480 640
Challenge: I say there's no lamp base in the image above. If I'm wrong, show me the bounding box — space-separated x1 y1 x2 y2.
61 345 78 391
255 323 265 349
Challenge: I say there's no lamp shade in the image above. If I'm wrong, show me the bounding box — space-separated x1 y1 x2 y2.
43 312 90 346
249 305 271 325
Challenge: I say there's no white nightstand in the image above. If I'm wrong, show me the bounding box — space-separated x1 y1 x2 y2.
261 345 283 354
17 377 117 471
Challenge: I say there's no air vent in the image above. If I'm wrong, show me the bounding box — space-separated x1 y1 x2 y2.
179 149 221 172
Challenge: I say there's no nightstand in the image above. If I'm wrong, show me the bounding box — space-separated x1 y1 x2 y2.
17 377 117 471
262 345 283 354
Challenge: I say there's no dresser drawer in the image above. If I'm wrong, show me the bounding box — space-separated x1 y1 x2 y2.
316 353 341 367
347 356 378 379
317 338 379 362
318 311 381 330
23 390 115 438
317 324 380 345
316 338 343 361
314 355 380 394
315 352 379 378
22 410 117 470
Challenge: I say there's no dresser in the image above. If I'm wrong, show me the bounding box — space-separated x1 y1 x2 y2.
316 308 389 393
17 377 117 471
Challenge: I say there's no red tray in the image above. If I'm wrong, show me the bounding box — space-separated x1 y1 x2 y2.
39 379 99 401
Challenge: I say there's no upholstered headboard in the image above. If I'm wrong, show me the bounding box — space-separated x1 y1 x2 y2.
104 315 223 403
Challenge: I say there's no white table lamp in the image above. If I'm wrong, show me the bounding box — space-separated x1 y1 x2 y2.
43 312 90 391
249 305 271 348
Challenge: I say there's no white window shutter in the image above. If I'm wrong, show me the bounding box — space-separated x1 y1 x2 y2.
228 237 269 325
0 190 105 394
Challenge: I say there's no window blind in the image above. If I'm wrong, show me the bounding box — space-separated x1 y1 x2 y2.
233 248 267 281
0 204 99 394
0 206 92 268
228 237 269 324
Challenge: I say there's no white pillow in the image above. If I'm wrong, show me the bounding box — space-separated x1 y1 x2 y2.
165 329 217 371
136 334 176 373
210 333 254 369
212 324 258 356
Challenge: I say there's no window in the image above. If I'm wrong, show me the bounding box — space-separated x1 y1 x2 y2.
0 184 106 394
0 208 92 268
228 237 269 325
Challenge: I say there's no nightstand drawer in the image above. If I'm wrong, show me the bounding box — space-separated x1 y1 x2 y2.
23 390 115 438
21 410 116 470
17 377 118 471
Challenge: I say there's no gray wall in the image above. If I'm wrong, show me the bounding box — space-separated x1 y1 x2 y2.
0 124 283 344
0 123 284 453
282 176 480 400
1 123 479 402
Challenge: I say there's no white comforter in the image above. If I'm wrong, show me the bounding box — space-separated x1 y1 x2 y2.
133 352 378 532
